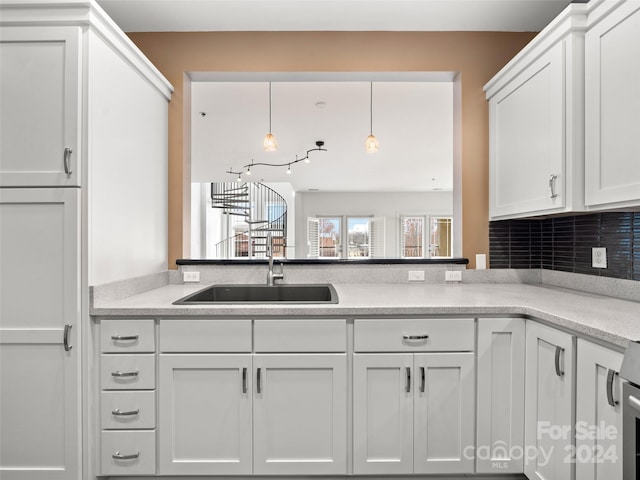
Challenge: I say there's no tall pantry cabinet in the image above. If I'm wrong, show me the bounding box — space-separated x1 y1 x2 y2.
0 2 173 479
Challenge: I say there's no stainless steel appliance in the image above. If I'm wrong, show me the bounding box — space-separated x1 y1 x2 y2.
620 340 640 480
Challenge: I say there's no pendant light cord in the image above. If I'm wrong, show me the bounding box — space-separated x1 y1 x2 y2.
269 82 272 133
370 81 373 135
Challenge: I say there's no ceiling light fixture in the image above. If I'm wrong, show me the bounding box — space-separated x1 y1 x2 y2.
226 141 326 179
365 81 379 153
264 82 278 152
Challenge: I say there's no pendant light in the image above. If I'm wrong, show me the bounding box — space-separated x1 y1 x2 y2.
365 81 379 153
264 82 278 152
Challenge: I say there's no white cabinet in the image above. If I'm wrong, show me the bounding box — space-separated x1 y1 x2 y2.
0 27 81 187
476 318 526 474
485 6 587 220
352 318 475 475
585 0 640 209
253 354 347 475
524 321 575 480
158 354 253 475
0 188 80 480
575 339 623 480
157 319 347 476
99 319 156 476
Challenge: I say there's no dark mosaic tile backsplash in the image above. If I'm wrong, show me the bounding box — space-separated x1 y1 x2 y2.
489 212 640 281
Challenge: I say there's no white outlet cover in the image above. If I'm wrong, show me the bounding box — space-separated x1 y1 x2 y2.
592 247 607 269
183 271 201 282
408 270 425 282
445 270 462 282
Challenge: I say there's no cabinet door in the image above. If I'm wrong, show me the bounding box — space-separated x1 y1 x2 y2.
575 339 623 480
0 188 80 480
0 27 81 187
253 354 347 475
524 322 575 480
489 42 565 219
158 354 252 475
414 352 475 474
585 2 640 208
353 353 414 475
476 318 526 474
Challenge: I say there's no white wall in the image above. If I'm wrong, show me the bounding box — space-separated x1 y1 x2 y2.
87 31 169 285
295 191 453 258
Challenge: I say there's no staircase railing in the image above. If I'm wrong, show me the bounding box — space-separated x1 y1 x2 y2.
211 182 287 259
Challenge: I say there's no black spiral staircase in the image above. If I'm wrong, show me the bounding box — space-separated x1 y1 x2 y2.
211 182 287 258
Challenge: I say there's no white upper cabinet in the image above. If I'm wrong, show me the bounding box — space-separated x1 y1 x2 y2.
0 27 81 187
485 5 587 220
585 0 640 209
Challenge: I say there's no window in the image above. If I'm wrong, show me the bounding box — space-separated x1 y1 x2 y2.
400 216 425 258
308 216 384 259
429 216 452 257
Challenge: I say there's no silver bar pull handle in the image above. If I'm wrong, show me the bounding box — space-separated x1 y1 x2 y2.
242 367 247 394
405 367 411 393
111 370 139 377
628 394 640 414
112 451 139 460
63 147 73 175
549 174 558 199
256 367 262 394
554 346 564 377
111 335 139 341
420 366 426 393
64 324 72 351
403 334 429 340
606 369 618 407
112 408 140 416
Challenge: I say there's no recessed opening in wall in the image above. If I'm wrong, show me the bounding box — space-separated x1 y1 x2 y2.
188 72 461 260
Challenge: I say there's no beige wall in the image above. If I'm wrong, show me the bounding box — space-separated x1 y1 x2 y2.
127 31 536 269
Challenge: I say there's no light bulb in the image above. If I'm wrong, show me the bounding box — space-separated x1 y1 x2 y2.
264 133 278 152
286 164 292 174
246 167 251 176
236 174 242 182
365 134 379 153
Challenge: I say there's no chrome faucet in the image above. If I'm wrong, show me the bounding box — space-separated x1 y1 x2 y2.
266 234 284 286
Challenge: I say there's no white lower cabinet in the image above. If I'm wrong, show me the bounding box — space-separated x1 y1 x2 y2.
0 188 80 480
524 321 576 480
158 354 253 475
156 319 347 476
476 318 526 474
253 354 347 475
352 318 476 475
575 339 624 480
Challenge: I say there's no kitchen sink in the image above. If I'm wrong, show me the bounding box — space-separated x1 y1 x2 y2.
173 284 338 304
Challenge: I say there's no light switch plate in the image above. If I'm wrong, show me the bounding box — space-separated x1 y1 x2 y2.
592 247 607 269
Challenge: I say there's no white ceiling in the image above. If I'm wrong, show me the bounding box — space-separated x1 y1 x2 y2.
191 74 454 192
97 0 576 33
97 0 578 192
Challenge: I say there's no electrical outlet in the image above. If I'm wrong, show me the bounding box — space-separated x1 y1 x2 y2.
183 271 201 283
408 270 425 282
445 270 462 282
592 247 607 269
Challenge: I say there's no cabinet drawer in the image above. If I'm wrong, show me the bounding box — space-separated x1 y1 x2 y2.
354 319 475 352
101 319 155 353
101 391 156 429
101 430 156 476
101 354 155 390
159 319 251 352
254 319 346 352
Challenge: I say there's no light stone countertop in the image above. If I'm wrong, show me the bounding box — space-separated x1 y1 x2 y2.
91 282 640 349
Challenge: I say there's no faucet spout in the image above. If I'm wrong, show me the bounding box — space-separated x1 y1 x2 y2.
266 234 284 286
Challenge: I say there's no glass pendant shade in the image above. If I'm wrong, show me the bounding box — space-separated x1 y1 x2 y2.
264 133 278 152
365 134 379 153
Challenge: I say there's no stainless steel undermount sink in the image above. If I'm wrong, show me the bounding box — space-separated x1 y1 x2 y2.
173 284 338 304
